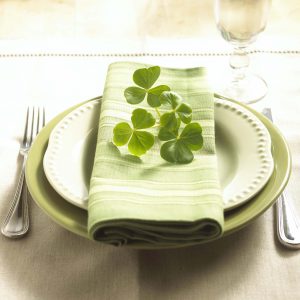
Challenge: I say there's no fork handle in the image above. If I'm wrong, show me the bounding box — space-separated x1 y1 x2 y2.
1 157 29 238
276 191 300 249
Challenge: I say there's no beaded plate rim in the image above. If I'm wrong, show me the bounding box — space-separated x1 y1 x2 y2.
214 98 274 210
43 97 274 211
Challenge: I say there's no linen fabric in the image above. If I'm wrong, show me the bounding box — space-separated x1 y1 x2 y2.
88 61 224 248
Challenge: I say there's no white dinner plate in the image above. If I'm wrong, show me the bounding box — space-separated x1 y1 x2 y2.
43 97 274 211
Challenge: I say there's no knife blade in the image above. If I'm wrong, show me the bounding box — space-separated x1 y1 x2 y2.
262 107 300 249
262 107 273 122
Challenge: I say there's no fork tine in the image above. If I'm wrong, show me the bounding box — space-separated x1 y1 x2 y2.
22 107 30 145
42 107 46 127
29 107 35 146
36 107 40 136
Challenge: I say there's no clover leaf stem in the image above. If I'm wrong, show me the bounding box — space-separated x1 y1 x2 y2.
155 108 161 118
152 124 160 128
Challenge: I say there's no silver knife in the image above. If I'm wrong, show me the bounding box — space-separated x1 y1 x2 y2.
262 107 300 249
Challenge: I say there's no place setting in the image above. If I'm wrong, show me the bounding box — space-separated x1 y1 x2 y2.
22 60 291 249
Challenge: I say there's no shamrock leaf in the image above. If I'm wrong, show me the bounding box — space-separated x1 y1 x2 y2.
158 126 177 141
128 131 155 156
160 140 194 164
180 122 203 150
113 108 155 157
158 117 181 141
160 112 177 130
133 66 160 89
124 87 146 104
147 85 170 107
160 91 182 109
176 103 192 124
131 108 156 129
113 122 132 146
148 85 170 95
159 122 203 164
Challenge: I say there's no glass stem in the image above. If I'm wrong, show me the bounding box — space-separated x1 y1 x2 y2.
229 46 250 84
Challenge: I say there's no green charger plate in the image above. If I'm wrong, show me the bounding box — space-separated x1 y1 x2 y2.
25 96 291 240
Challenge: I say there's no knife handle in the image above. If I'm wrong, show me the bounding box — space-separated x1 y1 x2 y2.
276 191 300 249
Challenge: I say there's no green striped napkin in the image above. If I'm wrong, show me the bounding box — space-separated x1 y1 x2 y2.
88 61 224 248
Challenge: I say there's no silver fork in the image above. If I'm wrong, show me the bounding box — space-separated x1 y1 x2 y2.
1 107 45 238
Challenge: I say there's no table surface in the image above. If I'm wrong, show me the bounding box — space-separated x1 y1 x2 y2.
0 1 300 300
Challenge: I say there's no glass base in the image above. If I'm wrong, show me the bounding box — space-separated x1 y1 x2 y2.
215 73 268 105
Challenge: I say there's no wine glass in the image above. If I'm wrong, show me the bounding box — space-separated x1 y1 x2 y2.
214 0 272 104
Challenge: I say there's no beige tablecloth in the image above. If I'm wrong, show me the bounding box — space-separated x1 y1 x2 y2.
0 47 300 300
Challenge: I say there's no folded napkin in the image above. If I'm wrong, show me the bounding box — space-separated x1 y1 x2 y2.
88 61 224 248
